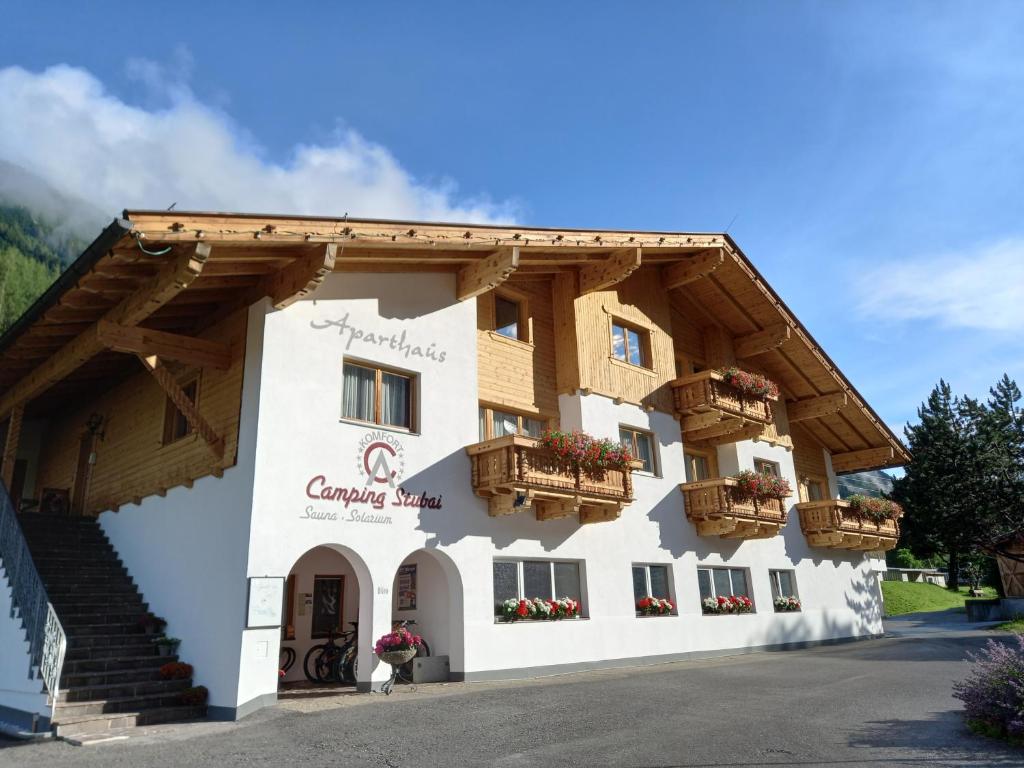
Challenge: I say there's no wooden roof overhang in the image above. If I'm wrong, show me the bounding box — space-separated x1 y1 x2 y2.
0 210 908 473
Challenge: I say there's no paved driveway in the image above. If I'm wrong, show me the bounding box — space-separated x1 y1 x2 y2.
2 619 1020 767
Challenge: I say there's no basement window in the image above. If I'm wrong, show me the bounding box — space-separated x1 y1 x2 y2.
162 375 199 445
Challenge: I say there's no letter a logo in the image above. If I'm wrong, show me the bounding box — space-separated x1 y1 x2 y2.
363 442 398 487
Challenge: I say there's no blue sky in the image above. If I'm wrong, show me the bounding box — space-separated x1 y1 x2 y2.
1 1 1022 441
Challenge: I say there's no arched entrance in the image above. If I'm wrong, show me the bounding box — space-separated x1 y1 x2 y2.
389 548 464 677
279 545 369 686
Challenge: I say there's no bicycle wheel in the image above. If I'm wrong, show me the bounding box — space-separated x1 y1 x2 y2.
280 646 296 674
397 639 430 683
341 646 357 683
303 644 325 682
315 647 342 682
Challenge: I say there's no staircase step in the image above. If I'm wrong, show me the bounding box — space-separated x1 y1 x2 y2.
63 654 178 675
64 622 150 637
62 662 182 688
49 586 141 601
52 712 140 739
61 612 146 627
55 687 193 716
68 633 160 651
58 677 191 704
65 642 162 661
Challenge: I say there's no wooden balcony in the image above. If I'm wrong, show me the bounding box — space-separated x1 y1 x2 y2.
797 500 901 551
679 477 788 540
467 435 636 524
671 370 774 446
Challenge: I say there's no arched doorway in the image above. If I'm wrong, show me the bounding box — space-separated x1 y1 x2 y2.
280 545 367 686
389 548 464 677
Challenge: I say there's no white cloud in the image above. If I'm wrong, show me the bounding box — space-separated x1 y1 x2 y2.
855 239 1024 331
0 64 515 231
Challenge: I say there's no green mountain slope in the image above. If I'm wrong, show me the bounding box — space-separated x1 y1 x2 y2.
0 205 85 333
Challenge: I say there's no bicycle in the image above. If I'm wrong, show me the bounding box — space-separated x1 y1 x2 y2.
279 645 296 675
393 619 430 684
303 623 357 683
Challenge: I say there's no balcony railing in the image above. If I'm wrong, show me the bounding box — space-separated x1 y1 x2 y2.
679 477 788 539
670 370 774 445
797 499 901 552
467 435 637 524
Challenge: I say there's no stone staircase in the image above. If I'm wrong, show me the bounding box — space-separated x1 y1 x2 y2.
18 514 206 739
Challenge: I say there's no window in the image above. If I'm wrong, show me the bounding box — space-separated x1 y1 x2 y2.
342 361 415 430
632 564 672 603
495 295 521 339
769 569 798 601
619 426 656 474
493 559 583 615
754 458 780 478
801 477 826 502
684 449 717 483
611 320 650 368
478 405 546 441
697 567 751 601
162 375 198 445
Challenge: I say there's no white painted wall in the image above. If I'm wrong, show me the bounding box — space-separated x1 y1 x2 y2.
97 302 267 713
0 574 49 724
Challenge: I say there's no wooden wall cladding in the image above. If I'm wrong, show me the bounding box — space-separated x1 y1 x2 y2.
791 422 829 480
34 310 248 515
569 268 675 412
476 280 559 418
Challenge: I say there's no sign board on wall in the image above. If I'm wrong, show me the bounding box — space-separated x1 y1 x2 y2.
246 576 285 629
397 564 417 611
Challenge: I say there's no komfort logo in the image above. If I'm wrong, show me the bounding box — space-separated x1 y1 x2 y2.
302 431 443 524
357 431 406 488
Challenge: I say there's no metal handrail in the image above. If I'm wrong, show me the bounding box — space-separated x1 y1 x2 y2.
0 482 66 710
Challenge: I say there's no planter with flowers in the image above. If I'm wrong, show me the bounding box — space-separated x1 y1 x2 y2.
636 596 674 617
178 685 208 706
671 368 778 435
467 429 641 522
797 495 903 551
773 596 801 613
137 612 167 635
681 470 792 540
497 597 581 623
159 662 193 680
153 636 181 657
702 595 754 615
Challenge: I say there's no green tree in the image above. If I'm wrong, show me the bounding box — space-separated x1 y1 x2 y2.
893 376 1024 590
0 246 58 332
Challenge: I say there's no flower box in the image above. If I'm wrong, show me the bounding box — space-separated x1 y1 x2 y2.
797 499 901 551
702 595 754 615
773 596 801 613
670 369 776 446
680 477 789 540
497 597 581 622
467 434 640 523
636 596 674 617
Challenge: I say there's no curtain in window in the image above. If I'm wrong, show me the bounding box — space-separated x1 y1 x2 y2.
342 364 375 422
521 417 544 437
381 372 409 428
634 433 653 472
648 566 669 599
492 411 518 438
553 562 581 602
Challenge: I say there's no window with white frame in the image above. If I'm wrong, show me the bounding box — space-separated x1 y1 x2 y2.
493 559 583 614
632 564 674 615
769 569 798 600
753 458 780 478
696 567 751 601
619 426 657 474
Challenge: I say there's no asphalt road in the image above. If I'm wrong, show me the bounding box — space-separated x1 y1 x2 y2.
2 619 1020 768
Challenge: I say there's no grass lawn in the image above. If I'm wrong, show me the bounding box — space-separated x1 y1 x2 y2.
881 581 998 616
994 618 1024 633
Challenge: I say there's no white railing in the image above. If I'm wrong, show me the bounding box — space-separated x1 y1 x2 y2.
0 482 66 710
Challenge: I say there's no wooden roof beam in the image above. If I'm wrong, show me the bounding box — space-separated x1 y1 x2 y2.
98 321 231 371
266 242 337 309
787 393 849 423
579 248 642 294
0 244 210 419
456 246 519 301
735 323 792 359
138 354 224 459
662 248 724 290
831 446 896 473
